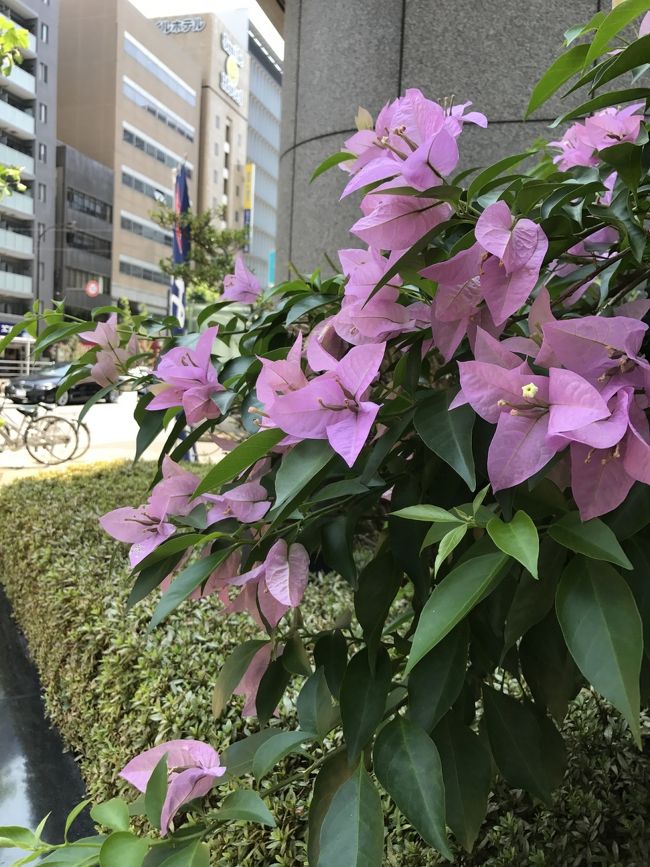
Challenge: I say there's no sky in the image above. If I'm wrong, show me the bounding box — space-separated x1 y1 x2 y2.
127 0 284 60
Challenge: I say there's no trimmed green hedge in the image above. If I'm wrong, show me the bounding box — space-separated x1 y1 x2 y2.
1 463 649 866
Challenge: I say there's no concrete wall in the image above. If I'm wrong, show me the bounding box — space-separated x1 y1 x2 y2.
277 0 603 278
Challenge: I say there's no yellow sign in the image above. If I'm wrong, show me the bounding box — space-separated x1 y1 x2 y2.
244 162 255 210
225 55 240 87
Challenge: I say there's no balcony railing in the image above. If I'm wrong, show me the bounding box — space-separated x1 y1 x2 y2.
0 227 33 258
0 190 34 219
0 270 32 297
0 141 34 178
0 99 35 139
0 64 36 99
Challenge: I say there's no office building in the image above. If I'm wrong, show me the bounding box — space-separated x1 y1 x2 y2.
54 143 113 316
154 12 249 233
0 0 59 325
57 0 201 314
246 23 282 287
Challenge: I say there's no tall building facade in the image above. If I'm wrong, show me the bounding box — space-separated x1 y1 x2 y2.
57 0 201 314
246 24 282 287
154 13 249 233
0 0 58 324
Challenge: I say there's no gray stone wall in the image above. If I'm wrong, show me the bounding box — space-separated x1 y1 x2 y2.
278 0 603 278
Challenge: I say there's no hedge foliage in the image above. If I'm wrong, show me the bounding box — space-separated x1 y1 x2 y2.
0 463 649 866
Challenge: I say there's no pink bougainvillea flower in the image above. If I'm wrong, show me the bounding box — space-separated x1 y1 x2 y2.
475 201 548 324
332 286 414 345
352 190 452 252
444 101 488 137
339 247 401 303
120 739 226 835
100 498 175 567
223 254 262 304
79 313 120 350
147 327 224 425
256 334 307 409
204 481 271 524
551 105 645 171
550 122 600 171
306 317 347 372
401 128 460 191
551 226 619 307
79 313 140 387
233 643 275 717
152 456 200 518
267 343 385 467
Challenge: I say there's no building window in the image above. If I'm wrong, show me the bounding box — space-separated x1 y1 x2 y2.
38 143 47 163
223 178 228 197
121 169 173 207
66 229 112 259
40 22 49 43
235 211 239 222
120 214 172 246
224 150 230 170
235 185 240 197
214 142 219 156
67 187 112 222
121 126 190 175
38 62 48 83
123 33 196 106
37 183 46 202
215 115 220 129
122 78 195 142
225 122 231 144
119 258 169 287
65 268 110 294
38 103 47 123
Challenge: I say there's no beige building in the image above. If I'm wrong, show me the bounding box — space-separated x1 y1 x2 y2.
154 13 249 231
57 0 201 313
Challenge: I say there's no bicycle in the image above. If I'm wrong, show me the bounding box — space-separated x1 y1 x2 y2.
0 400 79 465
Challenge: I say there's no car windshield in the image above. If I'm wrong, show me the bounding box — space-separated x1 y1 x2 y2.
41 363 71 379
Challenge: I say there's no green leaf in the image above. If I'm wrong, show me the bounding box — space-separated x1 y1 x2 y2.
212 790 276 827
251 730 312 780
99 831 149 867
144 755 168 831
91 799 130 833
556 557 642 746
221 730 278 778
127 555 183 609
374 718 452 860
255 657 292 723
592 31 650 89
599 142 642 190
407 553 509 672
564 10 606 45
316 764 384 867
282 633 313 676
194 429 285 497
354 552 402 663
310 151 354 182
526 42 590 116
134 407 166 463
585 0 650 63
64 800 92 841
0 320 31 355
270 439 334 518
552 87 650 126
340 646 391 762
549 512 632 570
297 669 339 739
212 640 269 718
421 522 464 551
520 612 582 723
159 842 210 867
467 152 533 203
415 392 476 489
482 687 567 805
0 827 39 849
624 536 650 660
78 384 117 423
434 525 469 576
392 505 459 523
408 621 469 732
434 714 492 852
487 510 539 579
314 630 348 699
308 753 356 866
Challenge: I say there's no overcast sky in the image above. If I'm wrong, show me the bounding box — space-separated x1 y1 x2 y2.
127 0 284 59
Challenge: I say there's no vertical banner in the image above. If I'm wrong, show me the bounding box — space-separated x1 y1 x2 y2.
169 164 191 332
243 161 255 253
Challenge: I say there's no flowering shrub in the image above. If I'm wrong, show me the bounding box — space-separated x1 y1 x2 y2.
3 4 650 865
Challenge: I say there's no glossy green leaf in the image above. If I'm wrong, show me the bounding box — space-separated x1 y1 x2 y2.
212 790 276 827
310 150 354 182
90 799 130 833
297 668 339 738
255 657 292 723
159 842 210 867
526 42 590 116
314 630 348 699
434 524 469 576
556 557 642 746
63 800 92 841
354 551 402 662
414 392 475 489
407 553 509 672
503 539 564 651
421 521 464 551
282 633 313 676
564 11 606 45
270 439 334 518
374 718 452 859
599 142 642 190
99 831 149 867
408 621 469 732
0 827 39 849
624 536 650 659
520 612 582 723
434 714 492 852
317 764 384 867
483 687 567 805
251 730 311 780
194 429 285 496
144 755 168 831
552 87 650 126
392 505 459 523
487 510 539 579
592 32 650 89
549 512 632 570
340 646 391 762
221 730 278 778
467 151 533 202
212 640 269 718
585 0 650 63
308 753 357 866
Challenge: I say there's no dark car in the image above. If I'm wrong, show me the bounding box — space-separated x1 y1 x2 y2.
4 363 119 406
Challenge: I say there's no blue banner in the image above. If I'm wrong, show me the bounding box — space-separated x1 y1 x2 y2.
168 164 191 331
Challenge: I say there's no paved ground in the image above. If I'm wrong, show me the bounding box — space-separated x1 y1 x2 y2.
0 392 226 485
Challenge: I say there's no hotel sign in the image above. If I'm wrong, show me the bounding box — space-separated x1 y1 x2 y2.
220 32 244 106
156 17 206 35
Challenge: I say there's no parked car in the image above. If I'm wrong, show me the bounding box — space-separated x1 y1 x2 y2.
4 363 120 406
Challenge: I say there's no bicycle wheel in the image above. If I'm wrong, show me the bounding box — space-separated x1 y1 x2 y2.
24 416 78 465
72 420 91 459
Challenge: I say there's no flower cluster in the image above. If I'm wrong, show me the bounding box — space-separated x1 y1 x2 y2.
550 103 645 172
79 313 138 388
